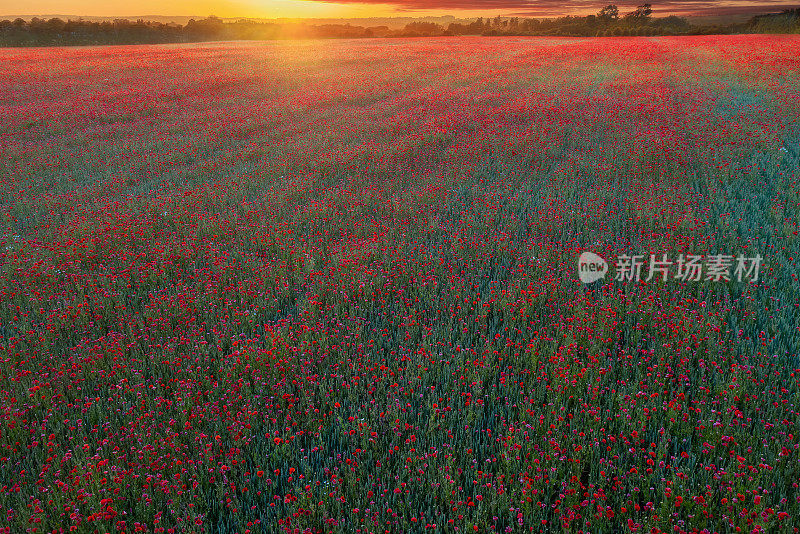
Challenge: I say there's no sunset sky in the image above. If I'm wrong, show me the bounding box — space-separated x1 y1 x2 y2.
2 0 798 19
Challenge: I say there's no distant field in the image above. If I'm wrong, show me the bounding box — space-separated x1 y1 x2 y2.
1 36 799 533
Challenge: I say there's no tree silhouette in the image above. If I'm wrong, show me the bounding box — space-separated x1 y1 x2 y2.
598 5 620 23
626 4 653 22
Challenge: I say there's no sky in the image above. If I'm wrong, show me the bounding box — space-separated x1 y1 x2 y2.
2 0 798 19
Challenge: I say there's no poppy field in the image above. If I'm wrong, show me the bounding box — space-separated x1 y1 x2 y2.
1 35 799 533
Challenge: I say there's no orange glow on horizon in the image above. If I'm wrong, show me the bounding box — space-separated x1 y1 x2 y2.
1 0 427 19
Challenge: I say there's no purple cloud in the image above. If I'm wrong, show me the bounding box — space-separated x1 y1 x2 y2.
309 0 799 17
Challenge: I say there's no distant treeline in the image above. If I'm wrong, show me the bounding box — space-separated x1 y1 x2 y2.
2 5 799 47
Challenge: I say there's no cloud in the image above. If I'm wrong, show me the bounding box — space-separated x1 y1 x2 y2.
310 0 799 17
